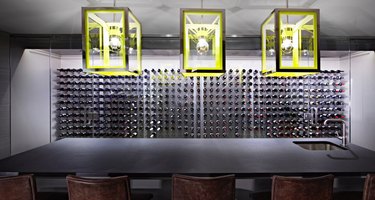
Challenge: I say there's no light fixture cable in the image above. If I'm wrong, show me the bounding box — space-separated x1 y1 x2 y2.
281 0 293 54
113 0 117 21
200 0 203 22
108 0 122 53
196 0 209 56
286 0 289 22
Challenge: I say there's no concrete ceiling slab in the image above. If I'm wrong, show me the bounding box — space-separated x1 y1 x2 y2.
0 0 374 36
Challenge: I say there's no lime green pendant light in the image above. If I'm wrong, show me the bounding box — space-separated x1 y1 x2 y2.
180 7 225 77
82 7 142 76
261 6 320 77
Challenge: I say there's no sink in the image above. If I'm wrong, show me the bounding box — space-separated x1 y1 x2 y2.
293 141 347 151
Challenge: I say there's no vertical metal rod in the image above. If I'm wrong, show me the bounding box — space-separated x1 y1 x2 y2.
348 49 352 143
193 77 198 138
342 122 348 147
200 76 204 137
49 40 52 143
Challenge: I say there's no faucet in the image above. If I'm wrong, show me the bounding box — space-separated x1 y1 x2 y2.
304 107 318 125
323 119 348 147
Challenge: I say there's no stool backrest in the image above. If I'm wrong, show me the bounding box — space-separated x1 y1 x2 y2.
172 174 235 200
0 174 36 200
272 175 334 200
66 175 131 200
363 174 375 200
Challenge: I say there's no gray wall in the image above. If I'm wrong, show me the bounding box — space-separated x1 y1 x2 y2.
351 51 375 151
10 49 52 155
0 31 10 159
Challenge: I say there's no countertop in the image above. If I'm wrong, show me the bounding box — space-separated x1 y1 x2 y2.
0 138 374 177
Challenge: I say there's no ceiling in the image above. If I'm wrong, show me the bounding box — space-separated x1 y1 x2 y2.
0 0 375 36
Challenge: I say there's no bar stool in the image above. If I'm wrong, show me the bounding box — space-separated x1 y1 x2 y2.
363 174 375 200
66 175 131 200
172 174 235 200
0 174 36 200
271 175 334 200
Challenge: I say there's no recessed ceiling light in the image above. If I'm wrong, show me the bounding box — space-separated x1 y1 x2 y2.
228 6 242 13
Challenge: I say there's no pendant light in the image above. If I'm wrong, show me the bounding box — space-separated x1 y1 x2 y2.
261 0 320 77
82 1 142 76
180 0 225 77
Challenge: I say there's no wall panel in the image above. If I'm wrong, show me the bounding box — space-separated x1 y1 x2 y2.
10 49 52 155
0 31 10 159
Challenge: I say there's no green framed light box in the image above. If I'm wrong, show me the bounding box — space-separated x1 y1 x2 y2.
82 7 142 76
180 9 225 77
261 9 320 77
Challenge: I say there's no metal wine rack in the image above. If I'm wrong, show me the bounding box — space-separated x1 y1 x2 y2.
55 68 347 139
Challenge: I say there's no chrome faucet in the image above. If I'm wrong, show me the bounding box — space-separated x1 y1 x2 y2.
323 119 348 147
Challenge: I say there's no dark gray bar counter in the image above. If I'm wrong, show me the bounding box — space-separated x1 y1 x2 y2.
0 138 374 177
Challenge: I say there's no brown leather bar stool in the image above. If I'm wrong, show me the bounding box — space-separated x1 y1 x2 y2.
363 174 375 200
172 174 235 200
0 174 36 200
271 175 334 200
66 175 131 200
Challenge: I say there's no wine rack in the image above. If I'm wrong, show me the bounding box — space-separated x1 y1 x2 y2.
253 70 347 138
54 68 347 139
